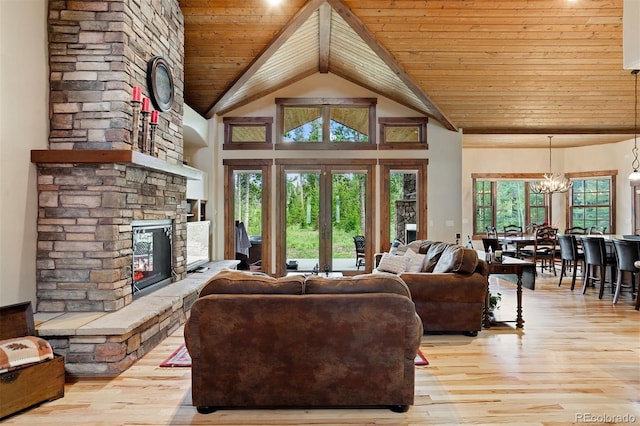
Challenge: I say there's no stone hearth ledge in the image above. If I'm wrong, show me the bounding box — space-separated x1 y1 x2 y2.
34 260 238 376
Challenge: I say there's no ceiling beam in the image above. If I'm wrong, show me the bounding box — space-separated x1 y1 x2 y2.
318 3 331 73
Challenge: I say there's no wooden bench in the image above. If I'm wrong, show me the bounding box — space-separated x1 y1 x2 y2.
0 302 64 419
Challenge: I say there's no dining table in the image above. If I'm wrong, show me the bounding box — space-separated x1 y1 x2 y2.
499 235 536 258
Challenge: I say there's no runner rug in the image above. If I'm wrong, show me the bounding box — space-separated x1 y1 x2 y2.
160 344 429 367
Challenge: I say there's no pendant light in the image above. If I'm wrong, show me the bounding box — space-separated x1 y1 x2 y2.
629 69 640 183
530 136 573 194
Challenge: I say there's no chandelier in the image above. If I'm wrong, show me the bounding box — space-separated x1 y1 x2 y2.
530 136 573 194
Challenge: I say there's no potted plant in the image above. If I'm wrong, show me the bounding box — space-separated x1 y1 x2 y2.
488 292 502 324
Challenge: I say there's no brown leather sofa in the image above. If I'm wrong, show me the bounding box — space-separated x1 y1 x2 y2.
376 240 489 335
184 270 423 413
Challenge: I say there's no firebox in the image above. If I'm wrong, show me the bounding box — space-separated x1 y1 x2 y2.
132 220 173 297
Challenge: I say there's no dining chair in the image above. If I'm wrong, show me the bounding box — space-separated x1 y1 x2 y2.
557 234 583 290
482 238 501 253
588 226 606 235
501 224 522 257
532 225 557 276
612 239 640 305
581 237 617 299
622 234 640 241
485 226 498 239
565 226 587 235
353 235 366 269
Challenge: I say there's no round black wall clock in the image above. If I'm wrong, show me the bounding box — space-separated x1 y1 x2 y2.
146 56 174 112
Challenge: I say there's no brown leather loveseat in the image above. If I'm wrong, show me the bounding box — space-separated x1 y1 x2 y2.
184 270 423 413
376 240 489 335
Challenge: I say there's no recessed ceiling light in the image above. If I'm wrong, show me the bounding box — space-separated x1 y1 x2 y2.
267 0 282 5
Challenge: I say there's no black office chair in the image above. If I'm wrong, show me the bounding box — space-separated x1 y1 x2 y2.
558 234 583 290
353 235 366 269
612 239 640 306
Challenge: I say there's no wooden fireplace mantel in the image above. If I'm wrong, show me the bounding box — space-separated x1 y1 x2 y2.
30 150 202 180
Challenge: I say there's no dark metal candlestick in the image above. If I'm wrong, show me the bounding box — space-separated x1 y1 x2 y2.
140 110 150 153
131 101 141 151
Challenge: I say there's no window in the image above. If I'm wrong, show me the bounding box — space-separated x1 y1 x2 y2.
223 117 273 150
472 174 550 237
475 180 493 234
529 192 547 228
275 98 376 149
378 117 428 149
566 171 616 233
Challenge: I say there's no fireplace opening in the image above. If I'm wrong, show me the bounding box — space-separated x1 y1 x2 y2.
132 220 173 298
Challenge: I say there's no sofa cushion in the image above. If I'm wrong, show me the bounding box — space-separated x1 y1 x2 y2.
199 269 304 297
376 253 410 274
304 273 411 298
423 242 450 272
433 245 479 274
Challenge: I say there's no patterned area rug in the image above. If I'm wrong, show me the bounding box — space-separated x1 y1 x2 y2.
159 344 191 367
414 349 429 365
160 344 429 367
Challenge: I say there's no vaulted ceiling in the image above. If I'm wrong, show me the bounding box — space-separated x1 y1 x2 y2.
179 0 634 148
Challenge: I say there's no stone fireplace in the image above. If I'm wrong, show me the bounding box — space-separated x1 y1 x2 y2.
27 0 209 376
33 162 188 313
394 173 418 243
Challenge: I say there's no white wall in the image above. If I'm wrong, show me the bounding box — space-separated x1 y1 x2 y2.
0 0 48 306
210 73 462 263
462 138 635 239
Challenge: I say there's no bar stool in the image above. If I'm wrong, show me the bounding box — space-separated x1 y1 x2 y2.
558 234 583 290
581 237 617 299
612 239 640 306
634 261 640 310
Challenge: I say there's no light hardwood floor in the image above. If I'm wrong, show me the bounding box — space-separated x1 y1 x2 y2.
3 271 639 425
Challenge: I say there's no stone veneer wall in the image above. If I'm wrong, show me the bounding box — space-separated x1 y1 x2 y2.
36 0 187 313
36 164 187 312
48 0 184 161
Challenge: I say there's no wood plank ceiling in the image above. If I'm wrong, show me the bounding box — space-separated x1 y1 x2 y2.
179 0 635 148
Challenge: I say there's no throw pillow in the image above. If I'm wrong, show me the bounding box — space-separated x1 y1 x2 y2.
404 248 426 273
389 239 402 255
0 336 54 373
422 241 449 272
433 245 479 274
377 253 410 274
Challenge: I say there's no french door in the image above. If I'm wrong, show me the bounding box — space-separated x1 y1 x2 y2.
276 160 374 276
223 160 272 273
